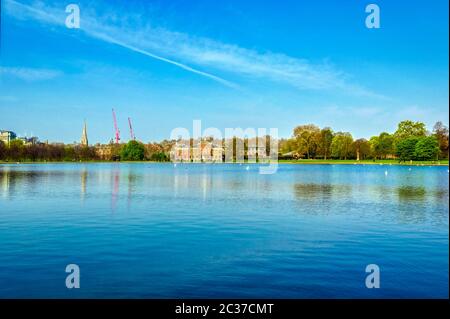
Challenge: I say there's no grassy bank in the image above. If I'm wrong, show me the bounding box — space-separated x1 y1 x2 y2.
278 159 449 166
1 159 448 166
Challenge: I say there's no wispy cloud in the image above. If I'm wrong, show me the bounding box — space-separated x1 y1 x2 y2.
0 66 62 81
0 95 18 102
4 0 383 97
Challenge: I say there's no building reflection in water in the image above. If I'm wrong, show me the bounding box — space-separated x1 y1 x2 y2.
0 168 11 199
111 167 120 212
173 166 187 197
1 168 40 199
202 171 209 201
80 168 88 203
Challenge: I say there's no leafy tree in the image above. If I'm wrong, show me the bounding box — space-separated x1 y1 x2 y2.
7 139 24 161
120 140 145 161
47 144 65 161
64 146 76 161
352 138 371 160
76 146 98 161
110 144 122 161
414 136 439 161
433 121 449 159
331 132 353 160
369 133 394 159
293 124 320 159
377 132 394 159
318 127 333 160
150 152 169 161
279 138 296 154
369 136 380 159
394 120 427 141
396 137 419 161
0 140 5 160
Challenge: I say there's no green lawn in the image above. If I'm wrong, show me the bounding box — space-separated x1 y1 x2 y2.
278 159 449 166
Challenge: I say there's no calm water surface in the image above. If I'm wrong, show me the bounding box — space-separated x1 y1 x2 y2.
0 163 448 298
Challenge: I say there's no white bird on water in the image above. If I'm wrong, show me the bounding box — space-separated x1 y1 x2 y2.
246 165 250 171
384 170 388 176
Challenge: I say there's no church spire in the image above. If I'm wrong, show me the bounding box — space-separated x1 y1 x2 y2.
81 120 88 146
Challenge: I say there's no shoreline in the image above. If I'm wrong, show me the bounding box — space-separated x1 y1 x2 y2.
0 160 448 166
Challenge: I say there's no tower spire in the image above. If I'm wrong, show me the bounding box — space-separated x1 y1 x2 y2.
81 120 88 146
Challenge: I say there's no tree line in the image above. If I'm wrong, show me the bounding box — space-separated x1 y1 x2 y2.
0 141 98 162
1 120 448 162
0 139 171 162
280 120 449 161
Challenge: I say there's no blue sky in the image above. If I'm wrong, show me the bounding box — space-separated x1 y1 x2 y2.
0 0 448 143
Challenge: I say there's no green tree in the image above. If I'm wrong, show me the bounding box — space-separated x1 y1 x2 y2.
7 139 24 161
377 132 394 159
395 137 419 161
293 124 320 159
150 152 169 161
76 146 98 161
318 127 333 160
369 136 380 159
394 120 427 141
331 132 353 160
433 121 449 159
279 138 296 154
64 146 76 161
414 136 439 161
352 138 371 160
120 140 145 161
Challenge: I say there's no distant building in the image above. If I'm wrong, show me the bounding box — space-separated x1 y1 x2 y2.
95 144 113 160
211 142 224 162
0 130 16 145
170 142 190 162
17 136 39 145
191 141 203 162
170 140 225 163
80 121 88 146
247 137 268 161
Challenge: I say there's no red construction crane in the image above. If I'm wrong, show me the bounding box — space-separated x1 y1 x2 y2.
128 117 135 140
112 108 120 144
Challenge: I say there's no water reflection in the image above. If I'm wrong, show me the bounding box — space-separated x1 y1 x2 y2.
397 186 426 201
127 170 138 209
0 168 42 199
80 168 87 202
0 163 448 298
293 183 352 200
1 164 448 227
111 167 120 212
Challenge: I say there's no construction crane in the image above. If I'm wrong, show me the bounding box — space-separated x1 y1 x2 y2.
128 117 135 140
112 108 120 144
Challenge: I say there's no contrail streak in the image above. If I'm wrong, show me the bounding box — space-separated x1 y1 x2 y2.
5 0 238 89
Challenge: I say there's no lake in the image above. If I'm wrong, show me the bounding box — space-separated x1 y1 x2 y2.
0 163 448 298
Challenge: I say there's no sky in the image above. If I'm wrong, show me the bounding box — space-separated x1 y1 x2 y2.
0 0 448 144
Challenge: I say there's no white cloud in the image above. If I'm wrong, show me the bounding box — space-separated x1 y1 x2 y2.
0 66 62 81
4 0 383 97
